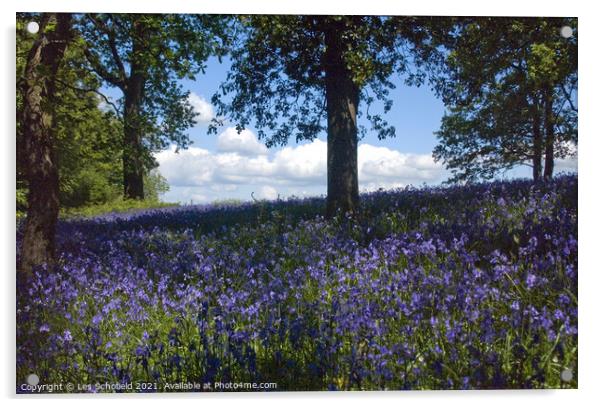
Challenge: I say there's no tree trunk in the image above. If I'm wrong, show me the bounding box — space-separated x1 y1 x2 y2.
543 87 555 180
324 23 360 218
123 76 145 199
122 20 146 200
19 13 72 277
531 106 543 182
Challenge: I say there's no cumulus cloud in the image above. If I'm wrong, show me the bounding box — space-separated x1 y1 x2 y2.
155 128 447 203
154 146 214 187
188 92 214 124
217 127 269 156
272 140 327 183
358 144 443 185
258 185 278 200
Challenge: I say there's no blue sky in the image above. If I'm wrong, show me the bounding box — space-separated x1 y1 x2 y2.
181 57 445 154
105 55 576 204
155 55 452 204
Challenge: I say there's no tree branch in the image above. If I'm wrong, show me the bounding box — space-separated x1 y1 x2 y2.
55 77 121 115
83 47 125 89
560 83 578 112
87 14 128 84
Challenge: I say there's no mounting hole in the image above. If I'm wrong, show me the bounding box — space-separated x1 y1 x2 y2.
26 373 39 386
560 368 573 382
560 26 573 39
26 21 39 34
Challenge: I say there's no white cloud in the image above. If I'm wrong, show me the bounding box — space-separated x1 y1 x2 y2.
155 128 447 203
188 92 214 124
258 185 278 200
556 156 578 172
217 127 269 156
154 146 214 187
360 181 408 193
272 140 327 183
359 144 443 185
553 141 578 172
190 192 209 203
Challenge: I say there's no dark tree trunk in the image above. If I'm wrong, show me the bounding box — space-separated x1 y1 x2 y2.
123 75 145 200
543 88 555 180
122 21 146 200
531 107 543 182
324 23 360 218
19 13 72 276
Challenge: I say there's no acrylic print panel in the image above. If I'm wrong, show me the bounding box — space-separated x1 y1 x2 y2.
16 12 577 393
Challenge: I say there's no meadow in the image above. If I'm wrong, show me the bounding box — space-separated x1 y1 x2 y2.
16 175 578 391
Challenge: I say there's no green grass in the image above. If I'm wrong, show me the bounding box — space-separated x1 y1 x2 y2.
59 198 178 219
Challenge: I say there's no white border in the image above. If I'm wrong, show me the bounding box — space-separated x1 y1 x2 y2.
2 1 600 407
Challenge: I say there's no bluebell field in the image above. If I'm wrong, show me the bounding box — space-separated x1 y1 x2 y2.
16 175 577 391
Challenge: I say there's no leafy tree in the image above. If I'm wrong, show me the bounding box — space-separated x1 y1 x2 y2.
52 46 124 207
17 14 124 211
432 17 577 183
211 15 433 216
144 170 170 201
55 106 123 207
76 14 230 199
18 13 73 275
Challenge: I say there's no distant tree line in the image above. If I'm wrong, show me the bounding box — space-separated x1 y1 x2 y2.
16 13 577 276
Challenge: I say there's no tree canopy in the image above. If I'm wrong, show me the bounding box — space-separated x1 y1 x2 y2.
18 14 153 211
213 16 440 143
211 15 437 215
431 17 577 183
77 13 231 198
